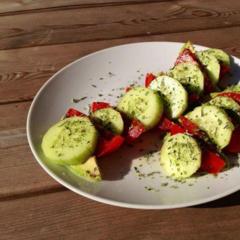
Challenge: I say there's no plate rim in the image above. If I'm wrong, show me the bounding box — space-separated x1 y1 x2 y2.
26 41 240 209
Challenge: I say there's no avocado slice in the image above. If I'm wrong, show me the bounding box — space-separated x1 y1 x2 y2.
68 156 101 182
186 105 234 149
197 51 220 85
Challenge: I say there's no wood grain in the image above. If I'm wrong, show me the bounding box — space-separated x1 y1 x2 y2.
0 0 164 14
1 190 240 240
0 0 240 50
1 26 240 104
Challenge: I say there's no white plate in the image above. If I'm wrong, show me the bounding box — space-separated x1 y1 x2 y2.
27 42 240 209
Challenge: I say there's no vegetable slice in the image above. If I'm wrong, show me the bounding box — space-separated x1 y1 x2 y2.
149 75 188 118
96 135 125 157
201 149 225 174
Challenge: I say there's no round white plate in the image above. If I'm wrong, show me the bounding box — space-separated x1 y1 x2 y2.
27 42 240 209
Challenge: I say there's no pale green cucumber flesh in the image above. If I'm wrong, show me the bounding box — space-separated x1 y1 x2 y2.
160 133 201 180
41 116 98 165
149 75 188 119
169 62 204 94
117 87 164 130
186 105 234 149
197 51 220 85
91 107 124 135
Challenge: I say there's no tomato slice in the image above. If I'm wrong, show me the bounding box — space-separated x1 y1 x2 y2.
218 92 240 104
201 149 225 174
179 116 203 137
65 108 85 118
91 102 111 112
225 125 240 153
96 135 125 157
188 93 200 104
204 75 215 93
175 49 198 66
159 117 185 135
127 119 145 142
220 64 231 78
145 73 156 87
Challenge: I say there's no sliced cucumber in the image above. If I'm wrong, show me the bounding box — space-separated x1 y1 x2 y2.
42 116 98 165
169 62 204 94
186 105 234 149
68 156 101 182
149 75 188 119
117 87 163 130
160 133 201 180
210 84 240 98
91 107 124 135
207 96 240 116
197 51 220 85
225 84 240 93
205 48 230 66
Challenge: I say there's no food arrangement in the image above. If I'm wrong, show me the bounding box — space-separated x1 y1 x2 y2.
41 41 240 182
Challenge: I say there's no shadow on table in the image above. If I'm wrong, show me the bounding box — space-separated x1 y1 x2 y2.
196 190 240 208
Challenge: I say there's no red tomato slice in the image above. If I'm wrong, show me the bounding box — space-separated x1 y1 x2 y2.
204 75 214 93
175 49 198 66
65 108 85 118
96 135 125 157
127 119 145 142
218 92 240 104
145 73 156 87
225 125 240 153
179 116 203 137
159 117 185 135
201 149 225 174
91 102 111 112
188 93 200 104
220 64 231 78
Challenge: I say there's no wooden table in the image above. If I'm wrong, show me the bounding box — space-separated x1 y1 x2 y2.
1 0 240 239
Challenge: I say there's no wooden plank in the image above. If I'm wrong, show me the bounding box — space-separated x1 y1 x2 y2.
1 190 240 240
0 0 164 14
0 26 240 104
0 143 62 199
0 0 240 50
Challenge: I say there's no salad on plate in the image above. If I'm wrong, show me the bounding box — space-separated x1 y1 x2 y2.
41 41 240 183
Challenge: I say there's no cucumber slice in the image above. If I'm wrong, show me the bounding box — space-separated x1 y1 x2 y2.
207 96 240 116
197 51 220 85
149 75 188 119
117 87 163 130
160 133 201 180
186 105 234 149
91 107 124 135
225 84 240 93
210 84 240 98
205 48 230 66
68 156 101 182
42 116 98 165
169 62 204 94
